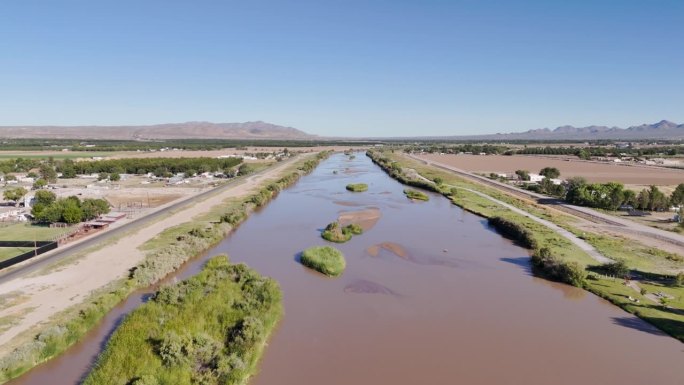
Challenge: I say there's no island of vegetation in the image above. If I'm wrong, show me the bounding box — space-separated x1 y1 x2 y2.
345 183 368 192
83 255 282 385
321 221 363 243
300 246 346 277
404 189 429 201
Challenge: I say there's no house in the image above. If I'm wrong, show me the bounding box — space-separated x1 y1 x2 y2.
528 174 545 183
0 207 23 221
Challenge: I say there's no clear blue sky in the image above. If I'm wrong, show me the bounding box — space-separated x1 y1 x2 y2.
1 0 682 137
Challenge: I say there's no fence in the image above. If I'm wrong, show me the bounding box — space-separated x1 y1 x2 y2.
0 241 59 270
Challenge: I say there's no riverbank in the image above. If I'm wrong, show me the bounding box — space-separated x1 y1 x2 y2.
367 149 684 341
0 152 330 383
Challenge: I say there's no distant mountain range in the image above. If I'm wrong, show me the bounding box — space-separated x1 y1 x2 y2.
442 120 684 141
0 121 315 140
0 120 682 141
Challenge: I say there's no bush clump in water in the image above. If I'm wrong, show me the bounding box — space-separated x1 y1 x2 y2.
346 183 368 192
531 247 586 287
403 189 429 201
301 246 346 277
487 216 538 249
321 222 363 242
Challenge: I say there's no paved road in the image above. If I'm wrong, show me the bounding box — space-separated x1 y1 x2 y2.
410 154 684 249
0 157 298 284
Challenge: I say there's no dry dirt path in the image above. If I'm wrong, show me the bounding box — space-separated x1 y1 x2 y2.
0 155 309 349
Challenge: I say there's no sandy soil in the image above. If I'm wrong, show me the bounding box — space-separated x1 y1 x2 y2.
418 154 684 187
0 156 310 349
337 208 381 231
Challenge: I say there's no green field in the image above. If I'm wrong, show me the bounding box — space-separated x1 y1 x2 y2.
0 224 72 241
0 248 32 262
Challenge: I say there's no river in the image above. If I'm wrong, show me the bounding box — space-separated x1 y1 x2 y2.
9 152 684 385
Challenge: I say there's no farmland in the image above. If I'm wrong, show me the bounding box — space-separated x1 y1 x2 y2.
417 154 684 189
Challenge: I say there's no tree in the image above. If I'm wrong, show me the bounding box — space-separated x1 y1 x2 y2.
34 190 56 206
109 172 121 182
3 187 28 206
61 166 77 178
515 170 530 181
39 164 58 183
61 201 84 224
81 198 110 220
539 167 560 179
577 149 591 160
671 183 684 207
636 188 651 210
32 178 48 190
98 172 109 181
622 189 637 206
433 177 444 185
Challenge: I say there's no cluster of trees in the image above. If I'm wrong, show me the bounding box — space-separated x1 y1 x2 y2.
56 157 243 177
31 191 110 224
3 187 28 206
0 138 369 152
516 145 683 158
0 158 42 174
565 178 675 211
403 144 508 155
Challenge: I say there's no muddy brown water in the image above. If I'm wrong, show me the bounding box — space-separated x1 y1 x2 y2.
9 153 684 385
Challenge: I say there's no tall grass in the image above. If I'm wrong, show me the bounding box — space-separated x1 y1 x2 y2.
84 255 282 385
345 183 368 192
300 246 346 277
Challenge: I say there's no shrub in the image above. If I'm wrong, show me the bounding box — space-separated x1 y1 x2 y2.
404 189 429 201
300 246 346 277
321 222 352 243
487 216 538 249
345 223 363 235
602 259 630 277
346 183 368 192
531 248 586 287
675 272 684 287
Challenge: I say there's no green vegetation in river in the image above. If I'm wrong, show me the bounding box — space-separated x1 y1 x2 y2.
321 222 363 243
300 246 346 277
345 183 368 192
403 189 429 201
83 255 282 385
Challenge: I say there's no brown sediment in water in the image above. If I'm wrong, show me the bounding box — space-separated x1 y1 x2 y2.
366 242 408 258
344 279 398 296
338 208 381 231
367 242 458 268
332 200 366 207
343 168 362 175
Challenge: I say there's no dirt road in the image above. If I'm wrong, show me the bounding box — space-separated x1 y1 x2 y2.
0 155 309 350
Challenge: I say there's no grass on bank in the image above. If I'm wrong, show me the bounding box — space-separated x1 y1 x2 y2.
0 152 331 383
345 183 368 192
300 246 346 277
403 189 429 201
368 149 684 341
